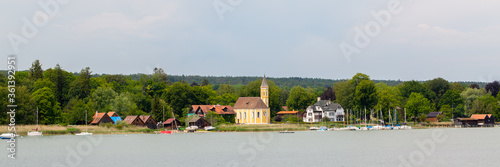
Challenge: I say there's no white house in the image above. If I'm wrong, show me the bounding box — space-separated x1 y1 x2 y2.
303 99 345 123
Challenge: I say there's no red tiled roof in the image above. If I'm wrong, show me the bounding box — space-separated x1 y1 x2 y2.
191 105 236 115
107 112 118 117
123 116 141 124
139 115 156 124
163 118 179 125
471 114 489 120
233 97 269 109
91 113 107 124
277 111 299 115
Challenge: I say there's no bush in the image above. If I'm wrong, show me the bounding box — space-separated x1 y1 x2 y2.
66 127 80 133
101 123 113 128
114 121 128 130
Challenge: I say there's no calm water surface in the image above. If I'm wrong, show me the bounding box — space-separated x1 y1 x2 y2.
1 128 499 167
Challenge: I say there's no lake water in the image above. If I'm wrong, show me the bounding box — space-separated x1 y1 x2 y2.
1 128 499 167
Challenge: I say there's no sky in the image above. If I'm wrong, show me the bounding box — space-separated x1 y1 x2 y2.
1 0 499 82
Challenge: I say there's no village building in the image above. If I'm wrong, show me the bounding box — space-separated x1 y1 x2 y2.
188 117 211 128
188 105 236 122
471 114 495 126
107 111 122 124
163 118 181 130
454 118 479 127
139 115 157 129
275 110 300 122
91 112 115 125
303 98 345 123
425 112 443 122
123 115 145 126
234 76 270 124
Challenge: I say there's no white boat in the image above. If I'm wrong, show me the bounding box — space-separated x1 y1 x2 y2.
0 133 19 138
309 127 319 130
27 131 43 136
359 127 369 131
76 110 92 136
28 107 43 136
204 126 215 131
76 132 93 136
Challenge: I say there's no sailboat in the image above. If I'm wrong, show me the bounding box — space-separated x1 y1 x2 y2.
28 107 43 136
76 110 92 136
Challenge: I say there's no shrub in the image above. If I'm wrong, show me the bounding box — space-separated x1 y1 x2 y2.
66 127 80 133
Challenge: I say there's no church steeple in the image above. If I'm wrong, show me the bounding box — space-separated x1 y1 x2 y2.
261 75 269 107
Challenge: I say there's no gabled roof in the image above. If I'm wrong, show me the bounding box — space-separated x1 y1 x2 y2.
191 105 236 115
261 75 268 88
139 115 156 124
311 100 342 111
91 113 113 124
233 97 269 109
189 117 201 123
164 118 180 125
107 112 119 117
426 112 443 118
277 111 299 115
123 116 144 125
471 114 490 120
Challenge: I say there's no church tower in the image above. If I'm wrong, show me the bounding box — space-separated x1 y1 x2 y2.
260 75 269 107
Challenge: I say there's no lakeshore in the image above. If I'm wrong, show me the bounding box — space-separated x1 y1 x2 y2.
2 128 500 166
2 122 494 136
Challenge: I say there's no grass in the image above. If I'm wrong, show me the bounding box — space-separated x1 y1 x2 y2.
0 124 156 136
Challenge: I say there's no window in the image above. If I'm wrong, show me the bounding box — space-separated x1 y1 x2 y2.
257 112 260 118
244 112 246 119
263 112 266 117
252 112 254 118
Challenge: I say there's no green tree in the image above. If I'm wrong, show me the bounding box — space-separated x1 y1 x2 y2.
286 86 316 111
163 82 194 117
69 67 92 99
111 92 140 117
201 78 210 86
63 98 91 125
426 77 450 110
439 90 463 108
375 83 401 120
334 80 355 109
29 60 44 81
211 93 238 106
91 86 117 112
216 84 235 95
399 80 429 99
32 87 61 124
461 88 486 115
405 93 432 123
354 80 378 109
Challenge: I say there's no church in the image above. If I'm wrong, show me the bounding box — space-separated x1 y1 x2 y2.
234 75 270 124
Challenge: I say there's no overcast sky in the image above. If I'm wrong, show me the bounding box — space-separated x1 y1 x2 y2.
1 0 499 82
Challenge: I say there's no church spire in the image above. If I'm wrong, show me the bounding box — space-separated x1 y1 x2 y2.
261 74 269 88
261 75 269 107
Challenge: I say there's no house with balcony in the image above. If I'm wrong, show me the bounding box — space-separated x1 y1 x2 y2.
303 98 345 123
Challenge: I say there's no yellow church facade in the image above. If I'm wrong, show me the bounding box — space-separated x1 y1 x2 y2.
234 76 270 124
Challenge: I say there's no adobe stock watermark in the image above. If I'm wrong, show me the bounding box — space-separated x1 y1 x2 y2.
226 132 274 167
6 55 18 160
399 129 448 167
7 0 70 54
339 0 413 63
52 135 103 167
213 0 244 21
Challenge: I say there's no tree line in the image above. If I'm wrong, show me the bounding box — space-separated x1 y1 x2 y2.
0 60 498 125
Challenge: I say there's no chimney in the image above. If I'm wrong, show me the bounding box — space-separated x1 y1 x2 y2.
317 97 321 102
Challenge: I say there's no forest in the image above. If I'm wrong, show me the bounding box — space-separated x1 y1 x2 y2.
1 60 499 125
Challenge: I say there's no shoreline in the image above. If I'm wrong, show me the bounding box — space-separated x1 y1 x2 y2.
1 124 497 137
